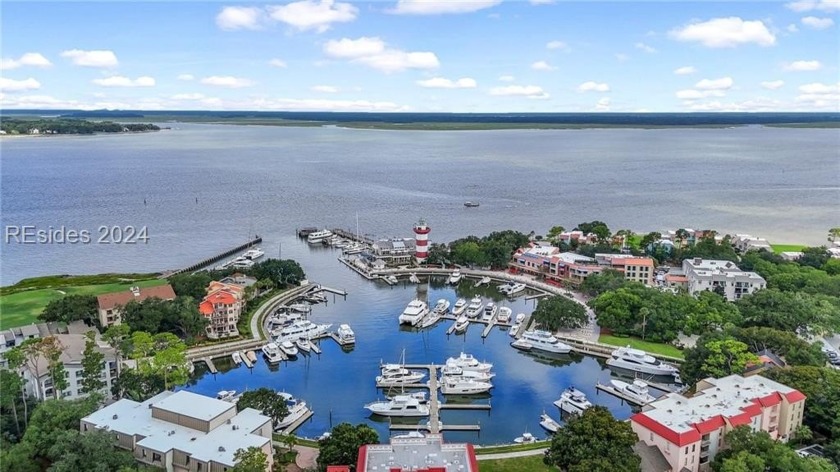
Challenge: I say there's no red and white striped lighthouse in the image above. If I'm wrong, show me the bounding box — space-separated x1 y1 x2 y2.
413 218 430 263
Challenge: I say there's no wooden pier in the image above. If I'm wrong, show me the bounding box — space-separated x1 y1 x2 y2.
318 285 348 296
199 357 218 374
277 409 314 435
338 257 375 280
309 341 322 355
166 236 262 277
330 228 374 245
240 351 253 368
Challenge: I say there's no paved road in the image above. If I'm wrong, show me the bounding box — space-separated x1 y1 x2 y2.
475 447 548 461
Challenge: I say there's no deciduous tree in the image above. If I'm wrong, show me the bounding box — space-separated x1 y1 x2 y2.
236 388 289 426
317 423 379 471
544 406 640 471
80 332 106 396
231 446 268 472
532 295 588 331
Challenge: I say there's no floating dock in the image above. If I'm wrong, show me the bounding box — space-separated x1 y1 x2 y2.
240 351 253 368
166 236 262 277
200 357 217 374
277 409 314 435
338 257 375 280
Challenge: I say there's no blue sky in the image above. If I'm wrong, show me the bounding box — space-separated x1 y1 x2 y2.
1 0 838 112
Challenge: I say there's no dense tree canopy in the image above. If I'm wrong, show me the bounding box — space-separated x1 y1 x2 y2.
445 231 530 269
47 429 137 472
574 221 611 242
121 296 207 341
763 366 840 440
39 295 98 326
736 288 840 335
317 423 379 471
712 427 837 472
231 447 269 472
532 295 588 331
579 269 628 297
80 332 106 395
0 118 159 135
732 326 826 367
250 258 306 287
168 272 212 300
544 406 640 472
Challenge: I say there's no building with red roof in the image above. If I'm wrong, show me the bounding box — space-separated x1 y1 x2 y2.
96 284 176 327
354 434 477 472
630 374 806 472
199 282 245 339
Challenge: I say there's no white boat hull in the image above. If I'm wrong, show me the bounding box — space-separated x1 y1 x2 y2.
606 358 678 377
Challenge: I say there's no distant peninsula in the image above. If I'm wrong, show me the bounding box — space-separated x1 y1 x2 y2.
0 118 160 136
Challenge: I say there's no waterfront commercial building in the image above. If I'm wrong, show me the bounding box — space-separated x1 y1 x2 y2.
631 374 806 472
81 390 273 471
509 245 656 286
355 434 478 472
21 332 117 401
199 281 245 339
97 284 177 327
682 258 766 301
369 238 417 266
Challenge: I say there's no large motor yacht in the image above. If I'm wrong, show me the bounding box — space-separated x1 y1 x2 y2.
275 393 311 430
307 229 333 244
398 299 429 326
261 342 284 364
465 297 484 318
521 330 572 354
606 346 680 377
275 320 331 342
439 377 493 395
445 352 493 372
451 298 468 315
553 386 593 415
365 394 430 417
610 379 656 404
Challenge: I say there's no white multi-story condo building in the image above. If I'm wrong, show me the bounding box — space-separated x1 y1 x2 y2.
631 374 806 472
81 390 274 472
682 258 766 301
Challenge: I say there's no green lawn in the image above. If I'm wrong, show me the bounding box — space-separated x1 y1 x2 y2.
0 279 167 330
475 442 549 455
479 455 553 472
771 244 807 254
598 334 684 360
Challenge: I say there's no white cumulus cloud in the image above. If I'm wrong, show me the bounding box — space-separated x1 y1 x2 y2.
787 23 800 32
695 77 733 90
93 76 156 87
674 66 697 75
578 81 610 92
216 6 264 30
801 16 835 29
531 60 556 71
498 75 515 82
546 40 568 50
675 89 726 99
786 0 840 12
323 37 439 72
0 52 52 70
798 82 839 94
784 60 822 71
269 59 288 68
200 76 254 88
416 77 477 89
311 85 339 93
267 0 357 32
177 74 195 81
171 93 206 100
595 97 611 111
61 49 119 67
489 85 549 99
391 0 501 15
761 80 785 90
0 77 41 92
669 17 776 48
634 42 657 53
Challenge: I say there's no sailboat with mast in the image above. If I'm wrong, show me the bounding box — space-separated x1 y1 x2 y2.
344 213 366 255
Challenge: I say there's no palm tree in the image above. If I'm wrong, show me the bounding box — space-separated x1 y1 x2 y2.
283 433 297 453
829 227 840 244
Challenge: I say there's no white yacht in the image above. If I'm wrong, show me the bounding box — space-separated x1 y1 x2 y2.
336 324 355 345
448 269 462 285
418 311 442 329
242 248 265 260
216 390 237 401
275 393 310 430
515 313 526 324
509 323 522 338
514 432 538 444
432 299 451 314
441 364 495 381
498 281 515 294
540 413 561 433
231 352 243 365
307 229 333 244
398 299 429 326
279 340 299 357
439 377 493 395
287 303 311 314
451 298 468 315
230 256 255 269
275 320 331 342
553 387 593 415
610 379 656 404
453 315 469 333
506 283 526 296
465 296 483 318
521 330 572 354
409 273 421 284
385 275 399 285
343 242 364 255
497 307 512 323
606 346 680 377
481 302 498 322
446 352 493 373
269 311 303 328
261 343 284 364
385 391 427 404
393 431 425 439
376 370 426 385
510 338 533 351
295 338 312 353
365 394 430 417
475 276 491 287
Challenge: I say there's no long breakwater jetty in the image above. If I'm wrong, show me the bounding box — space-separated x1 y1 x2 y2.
377 364 489 434
165 236 262 277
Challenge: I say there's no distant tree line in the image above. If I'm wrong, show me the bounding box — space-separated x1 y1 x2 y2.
0 118 159 135
425 230 530 269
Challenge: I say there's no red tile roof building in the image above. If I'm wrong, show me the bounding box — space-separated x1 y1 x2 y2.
96 285 176 327
355 434 478 472
630 374 806 472
508 245 656 287
199 282 245 339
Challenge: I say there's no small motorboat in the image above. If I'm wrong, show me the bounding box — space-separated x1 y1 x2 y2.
448 269 462 285
385 275 399 285
231 352 243 365
610 379 656 404
497 307 512 323
514 432 538 444
295 338 312 353
279 340 299 358
245 351 257 363
464 201 480 207
506 283 527 297
318 431 332 441
432 298 451 314
540 413 561 433
409 273 421 284
216 390 237 401
474 276 491 287
515 313 526 324
509 323 521 337
554 386 593 415
511 338 533 351
454 315 469 333
392 431 425 439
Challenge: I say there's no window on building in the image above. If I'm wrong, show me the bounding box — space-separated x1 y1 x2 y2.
142 449 147 458
152 452 161 462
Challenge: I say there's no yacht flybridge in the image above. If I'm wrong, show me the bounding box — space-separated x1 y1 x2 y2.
606 346 680 377
398 299 429 326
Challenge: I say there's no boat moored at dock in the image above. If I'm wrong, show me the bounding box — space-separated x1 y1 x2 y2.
539 413 561 433
453 315 469 333
553 387 593 415
481 302 498 323
446 352 493 373
606 346 680 377
231 352 243 365
261 342 284 364
307 229 333 244
275 393 311 430
398 299 429 326
465 296 483 318
609 379 656 405
439 377 493 395
521 330 572 354
448 269 462 285
365 394 430 417
274 320 331 342
432 298 451 314
336 324 355 344
279 340 299 357
295 338 312 353
497 306 512 323
216 390 237 401
451 298 467 315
